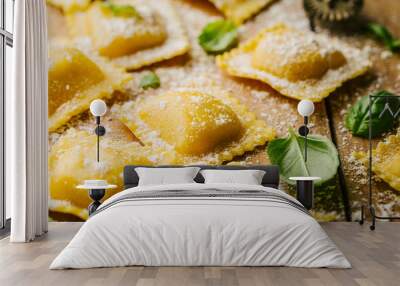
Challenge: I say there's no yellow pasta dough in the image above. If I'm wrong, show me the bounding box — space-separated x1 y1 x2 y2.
209 0 274 24
217 23 371 102
48 46 131 131
47 0 91 13
49 119 153 220
139 91 244 156
67 0 189 70
355 132 400 192
113 87 276 164
81 1 167 58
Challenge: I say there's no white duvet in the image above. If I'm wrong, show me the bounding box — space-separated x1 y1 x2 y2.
50 183 351 269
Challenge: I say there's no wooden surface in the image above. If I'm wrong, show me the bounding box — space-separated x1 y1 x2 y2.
327 0 400 221
0 222 399 286
46 0 337 222
46 0 400 223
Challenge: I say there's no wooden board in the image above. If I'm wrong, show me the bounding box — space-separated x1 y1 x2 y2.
46 0 400 221
327 0 400 220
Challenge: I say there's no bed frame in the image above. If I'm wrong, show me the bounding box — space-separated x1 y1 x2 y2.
123 165 280 189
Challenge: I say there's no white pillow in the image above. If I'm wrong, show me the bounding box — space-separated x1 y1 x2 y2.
135 167 200 186
200 169 266 185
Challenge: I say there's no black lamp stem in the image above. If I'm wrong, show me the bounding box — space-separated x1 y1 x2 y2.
94 116 106 163
304 129 308 162
304 116 308 163
96 116 100 162
298 116 310 163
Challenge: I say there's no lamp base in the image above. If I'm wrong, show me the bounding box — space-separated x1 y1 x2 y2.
88 189 106 215
296 180 314 210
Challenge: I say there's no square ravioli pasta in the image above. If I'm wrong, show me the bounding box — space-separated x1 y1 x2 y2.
67 0 189 70
217 23 371 102
47 0 91 13
49 119 154 220
112 86 276 165
354 132 400 192
48 45 131 132
209 0 274 24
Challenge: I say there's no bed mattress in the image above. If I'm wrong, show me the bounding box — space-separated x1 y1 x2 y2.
50 183 351 269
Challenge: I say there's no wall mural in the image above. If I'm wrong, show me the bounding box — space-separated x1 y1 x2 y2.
46 0 400 222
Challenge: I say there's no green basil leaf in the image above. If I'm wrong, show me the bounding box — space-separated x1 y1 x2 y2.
101 2 142 19
367 23 400 52
198 20 238 54
390 39 400 51
267 129 339 186
367 23 393 43
345 90 399 138
139 72 160 90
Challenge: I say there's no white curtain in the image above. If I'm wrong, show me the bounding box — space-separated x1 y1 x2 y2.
8 0 48 242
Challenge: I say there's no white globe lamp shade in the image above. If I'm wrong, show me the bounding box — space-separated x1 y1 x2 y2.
90 99 107 117
297 100 315 117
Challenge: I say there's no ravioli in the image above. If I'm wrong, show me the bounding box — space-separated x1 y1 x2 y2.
113 87 276 164
217 23 371 102
139 91 244 155
79 1 167 58
48 46 131 131
47 0 91 13
67 0 189 70
209 0 274 24
355 132 400 192
49 119 153 220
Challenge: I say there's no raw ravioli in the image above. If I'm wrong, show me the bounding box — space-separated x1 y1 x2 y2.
48 46 131 131
354 132 400 192
47 0 91 13
113 86 276 164
67 0 189 70
217 23 371 102
49 119 152 220
209 0 274 24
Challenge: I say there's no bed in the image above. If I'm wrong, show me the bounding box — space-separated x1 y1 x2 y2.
50 165 350 269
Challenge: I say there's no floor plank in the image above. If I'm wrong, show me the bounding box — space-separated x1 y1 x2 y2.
0 222 399 286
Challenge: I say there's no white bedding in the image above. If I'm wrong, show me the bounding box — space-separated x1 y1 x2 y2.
50 183 351 269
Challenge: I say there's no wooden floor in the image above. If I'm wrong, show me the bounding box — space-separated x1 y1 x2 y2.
0 222 399 286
